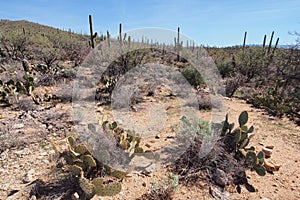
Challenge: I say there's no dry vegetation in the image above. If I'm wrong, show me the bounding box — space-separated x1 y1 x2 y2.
0 20 299 200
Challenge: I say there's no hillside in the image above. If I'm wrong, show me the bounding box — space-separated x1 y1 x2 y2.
0 19 88 41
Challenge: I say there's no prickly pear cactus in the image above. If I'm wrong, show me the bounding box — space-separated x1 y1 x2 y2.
223 111 255 151
79 172 95 198
245 151 258 166
60 136 123 198
222 112 267 176
102 182 122 196
245 150 266 176
101 120 159 161
253 164 266 176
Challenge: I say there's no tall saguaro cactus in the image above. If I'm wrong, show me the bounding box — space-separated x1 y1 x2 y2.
177 27 180 47
176 27 181 61
89 15 97 48
242 31 247 51
107 30 111 47
119 23 122 46
262 35 267 49
272 38 279 55
267 31 274 54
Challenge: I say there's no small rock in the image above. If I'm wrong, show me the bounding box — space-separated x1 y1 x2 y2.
291 187 296 191
40 124 47 129
13 123 24 129
155 134 160 139
23 169 35 183
260 198 270 200
214 169 228 187
49 150 56 154
166 105 174 110
14 150 24 156
141 170 152 177
145 143 151 148
71 192 80 200
30 195 37 200
40 151 48 156
265 145 274 149
209 186 230 200
142 182 146 187
166 135 175 139
95 107 104 113
262 147 273 157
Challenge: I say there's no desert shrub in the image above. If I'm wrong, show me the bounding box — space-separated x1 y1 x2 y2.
60 37 89 66
30 34 62 69
0 32 28 60
216 58 235 78
0 70 35 106
247 45 300 120
234 47 267 82
180 66 205 87
137 173 178 200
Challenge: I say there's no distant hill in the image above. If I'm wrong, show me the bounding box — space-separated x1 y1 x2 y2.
0 19 89 42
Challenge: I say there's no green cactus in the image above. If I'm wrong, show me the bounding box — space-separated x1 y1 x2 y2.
223 111 255 151
68 165 83 175
93 180 121 196
134 147 144 154
111 169 127 179
257 151 265 165
102 182 122 196
222 112 267 177
74 144 88 155
67 136 76 149
61 136 124 198
245 151 258 166
238 111 248 127
80 154 97 168
103 121 157 161
79 173 95 198
245 151 266 176
253 164 266 176
93 177 105 196
221 114 234 135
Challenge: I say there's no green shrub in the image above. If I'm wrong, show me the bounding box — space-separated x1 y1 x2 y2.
180 66 205 87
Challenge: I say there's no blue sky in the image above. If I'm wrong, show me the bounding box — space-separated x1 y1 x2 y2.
1 0 299 46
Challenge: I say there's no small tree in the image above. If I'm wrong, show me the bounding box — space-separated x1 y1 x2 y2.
32 34 61 69
0 32 28 60
60 37 89 66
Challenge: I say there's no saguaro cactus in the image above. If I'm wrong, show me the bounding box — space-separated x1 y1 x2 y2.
242 31 247 51
272 37 279 55
89 15 97 48
262 34 267 49
107 30 111 47
119 23 122 46
267 31 274 54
